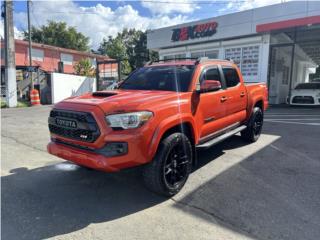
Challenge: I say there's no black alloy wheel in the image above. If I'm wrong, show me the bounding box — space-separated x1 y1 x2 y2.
252 110 263 136
142 132 193 196
163 143 190 188
241 107 264 143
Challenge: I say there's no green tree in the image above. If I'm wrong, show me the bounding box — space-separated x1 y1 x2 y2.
97 28 159 75
74 58 95 77
23 21 89 51
98 36 132 75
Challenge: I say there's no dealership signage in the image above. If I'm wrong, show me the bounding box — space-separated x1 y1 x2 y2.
171 21 218 42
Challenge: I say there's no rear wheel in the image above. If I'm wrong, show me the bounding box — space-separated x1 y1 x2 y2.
142 133 192 197
241 107 263 143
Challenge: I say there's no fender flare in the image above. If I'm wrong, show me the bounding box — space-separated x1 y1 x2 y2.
148 114 198 159
246 97 264 121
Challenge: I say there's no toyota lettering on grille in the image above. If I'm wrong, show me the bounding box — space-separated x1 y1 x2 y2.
55 118 77 128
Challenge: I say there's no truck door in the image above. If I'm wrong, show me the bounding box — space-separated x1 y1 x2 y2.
220 66 247 124
196 66 229 139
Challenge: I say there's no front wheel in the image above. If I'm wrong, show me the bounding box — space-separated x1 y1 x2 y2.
142 132 193 197
241 107 264 143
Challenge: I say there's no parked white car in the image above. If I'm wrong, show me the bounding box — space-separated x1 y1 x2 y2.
290 83 320 106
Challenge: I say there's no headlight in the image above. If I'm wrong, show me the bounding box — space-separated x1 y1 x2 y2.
106 111 153 129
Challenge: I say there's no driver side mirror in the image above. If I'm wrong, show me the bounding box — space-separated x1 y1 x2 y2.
198 80 221 93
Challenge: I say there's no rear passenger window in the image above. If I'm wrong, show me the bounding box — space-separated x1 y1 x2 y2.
223 68 240 88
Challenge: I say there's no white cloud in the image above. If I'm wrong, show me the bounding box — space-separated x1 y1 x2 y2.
0 20 24 40
141 0 199 15
13 0 192 49
0 20 4 39
219 0 292 13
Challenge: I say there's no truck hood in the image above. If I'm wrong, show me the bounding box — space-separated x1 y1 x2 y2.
60 90 188 113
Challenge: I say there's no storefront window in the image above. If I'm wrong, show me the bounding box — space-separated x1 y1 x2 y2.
163 55 172 60
191 52 204 58
205 50 219 59
268 24 320 104
163 54 186 60
270 31 294 44
225 46 260 78
225 47 241 67
175 53 186 59
241 46 259 77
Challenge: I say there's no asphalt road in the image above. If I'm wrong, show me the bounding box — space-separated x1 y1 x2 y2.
1 105 320 240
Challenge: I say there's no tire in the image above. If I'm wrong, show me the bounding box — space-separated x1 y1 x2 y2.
142 132 193 197
241 107 264 143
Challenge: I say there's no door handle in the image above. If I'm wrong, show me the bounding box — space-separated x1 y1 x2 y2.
220 96 228 102
240 92 245 97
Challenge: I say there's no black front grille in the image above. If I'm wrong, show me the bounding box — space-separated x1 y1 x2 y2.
292 96 314 104
49 109 100 142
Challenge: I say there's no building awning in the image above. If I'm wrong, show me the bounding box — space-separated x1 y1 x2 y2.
256 16 320 32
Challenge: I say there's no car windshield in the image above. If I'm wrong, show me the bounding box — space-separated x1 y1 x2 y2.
119 65 195 92
295 83 320 90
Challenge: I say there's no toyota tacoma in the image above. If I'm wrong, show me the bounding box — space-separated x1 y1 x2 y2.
48 58 268 196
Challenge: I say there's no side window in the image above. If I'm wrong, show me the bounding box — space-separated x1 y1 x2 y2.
201 67 221 84
222 67 240 88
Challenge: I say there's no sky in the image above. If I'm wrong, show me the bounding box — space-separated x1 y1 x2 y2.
1 0 292 49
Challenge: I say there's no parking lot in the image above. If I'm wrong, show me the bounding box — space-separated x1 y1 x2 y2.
1 106 320 240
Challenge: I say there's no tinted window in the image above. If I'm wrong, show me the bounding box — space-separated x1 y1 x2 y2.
295 83 320 89
201 68 221 83
120 65 194 92
223 68 240 88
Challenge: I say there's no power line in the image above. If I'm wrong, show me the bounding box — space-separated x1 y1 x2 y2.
30 1 42 27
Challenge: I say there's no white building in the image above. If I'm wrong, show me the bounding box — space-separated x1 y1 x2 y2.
147 1 320 104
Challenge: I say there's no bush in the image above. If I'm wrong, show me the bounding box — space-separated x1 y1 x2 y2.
1 99 30 108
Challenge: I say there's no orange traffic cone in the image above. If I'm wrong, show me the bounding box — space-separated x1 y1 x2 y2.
30 89 41 106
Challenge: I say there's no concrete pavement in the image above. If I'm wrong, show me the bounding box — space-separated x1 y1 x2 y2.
1 106 320 240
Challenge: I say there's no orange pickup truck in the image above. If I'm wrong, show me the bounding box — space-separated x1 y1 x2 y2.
47 58 268 196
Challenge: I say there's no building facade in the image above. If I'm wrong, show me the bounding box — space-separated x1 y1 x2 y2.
1 40 117 101
1 39 110 74
147 1 320 104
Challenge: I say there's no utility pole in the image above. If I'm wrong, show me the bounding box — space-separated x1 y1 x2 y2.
4 0 17 107
27 0 33 90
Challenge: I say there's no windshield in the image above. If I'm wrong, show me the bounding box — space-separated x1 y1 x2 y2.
295 83 320 90
119 65 195 92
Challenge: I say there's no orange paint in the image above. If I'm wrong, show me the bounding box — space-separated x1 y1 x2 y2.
47 59 268 172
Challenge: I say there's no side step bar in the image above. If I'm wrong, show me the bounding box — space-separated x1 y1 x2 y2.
196 125 247 149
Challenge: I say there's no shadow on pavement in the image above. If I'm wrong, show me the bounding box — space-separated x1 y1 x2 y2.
1 165 165 240
1 136 251 240
2 121 320 240
175 130 320 240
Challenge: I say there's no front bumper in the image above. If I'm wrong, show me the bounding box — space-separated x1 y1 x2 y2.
47 104 155 171
290 96 320 106
48 136 148 172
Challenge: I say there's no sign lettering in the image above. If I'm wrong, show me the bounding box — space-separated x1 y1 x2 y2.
171 22 218 42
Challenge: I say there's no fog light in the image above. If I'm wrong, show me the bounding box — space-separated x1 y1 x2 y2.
97 142 128 157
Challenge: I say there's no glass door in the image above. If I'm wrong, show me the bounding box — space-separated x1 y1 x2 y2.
268 45 294 104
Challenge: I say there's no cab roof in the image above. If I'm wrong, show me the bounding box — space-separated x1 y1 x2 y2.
146 58 234 68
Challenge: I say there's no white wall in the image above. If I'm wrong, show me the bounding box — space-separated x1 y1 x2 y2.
51 73 96 104
148 1 320 50
159 34 270 83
